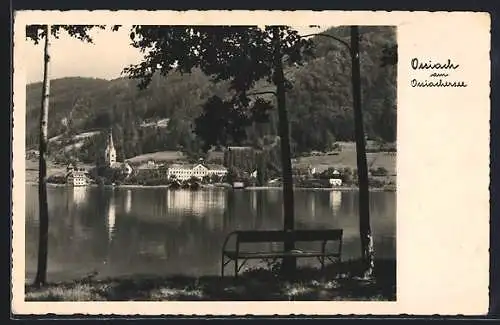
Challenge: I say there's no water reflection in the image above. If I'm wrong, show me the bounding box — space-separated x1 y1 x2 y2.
330 191 342 214
166 190 226 217
124 189 132 214
107 192 116 243
309 193 316 220
250 190 257 213
25 185 396 281
72 186 88 206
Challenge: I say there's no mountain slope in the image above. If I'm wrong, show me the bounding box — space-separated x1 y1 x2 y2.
25 26 396 163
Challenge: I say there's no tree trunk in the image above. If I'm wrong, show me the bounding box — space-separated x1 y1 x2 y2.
350 26 375 278
272 27 296 277
34 25 51 287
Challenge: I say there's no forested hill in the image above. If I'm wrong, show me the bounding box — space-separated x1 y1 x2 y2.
26 26 396 163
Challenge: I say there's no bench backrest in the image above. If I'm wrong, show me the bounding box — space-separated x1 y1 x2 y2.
235 229 342 244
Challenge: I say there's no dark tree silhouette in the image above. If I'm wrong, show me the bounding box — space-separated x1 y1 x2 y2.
124 25 314 276
381 43 398 67
350 26 374 278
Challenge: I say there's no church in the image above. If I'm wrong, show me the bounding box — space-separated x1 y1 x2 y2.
104 129 133 177
104 129 119 168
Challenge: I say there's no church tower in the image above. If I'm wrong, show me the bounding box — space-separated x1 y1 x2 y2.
104 129 117 167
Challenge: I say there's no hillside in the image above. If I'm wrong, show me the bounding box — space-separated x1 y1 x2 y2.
26 26 396 164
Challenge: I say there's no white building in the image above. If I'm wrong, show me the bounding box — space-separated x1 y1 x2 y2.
167 163 228 181
123 162 134 177
67 170 88 187
329 178 343 187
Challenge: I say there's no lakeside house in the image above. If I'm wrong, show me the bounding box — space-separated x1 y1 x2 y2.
122 162 133 177
135 159 165 171
66 169 89 186
328 169 342 187
233 181 245 189
329 178 343 187
167 163 228 181
26 149 40 160
140 118 170 129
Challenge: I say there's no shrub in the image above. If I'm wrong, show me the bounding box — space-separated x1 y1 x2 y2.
47 175 66 184
368 178 385 188
370 167 388 177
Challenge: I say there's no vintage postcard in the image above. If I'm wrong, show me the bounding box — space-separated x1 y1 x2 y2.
12 10 490 315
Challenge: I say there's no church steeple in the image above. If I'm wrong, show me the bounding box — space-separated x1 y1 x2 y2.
105 128 116 167
108 128 114 150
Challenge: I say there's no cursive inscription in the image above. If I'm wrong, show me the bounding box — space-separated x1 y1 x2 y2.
411 58 459 70
410 57 467 88
411 79 467 88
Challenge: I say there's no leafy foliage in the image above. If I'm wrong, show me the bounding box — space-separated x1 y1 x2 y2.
124 26 313 90
26 25 108 44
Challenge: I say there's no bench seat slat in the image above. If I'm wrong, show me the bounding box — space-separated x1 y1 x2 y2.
224 250 341 259
234 229 343 243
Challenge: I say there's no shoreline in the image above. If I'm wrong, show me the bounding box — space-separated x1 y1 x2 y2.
25 181 396 192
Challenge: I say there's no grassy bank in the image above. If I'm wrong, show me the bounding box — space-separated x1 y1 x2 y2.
25 259 395 301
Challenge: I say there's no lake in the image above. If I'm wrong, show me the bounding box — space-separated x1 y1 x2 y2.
25 185 396 282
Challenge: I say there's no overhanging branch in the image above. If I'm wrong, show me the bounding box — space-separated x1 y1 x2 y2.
301 33 352 55
246 91 277 97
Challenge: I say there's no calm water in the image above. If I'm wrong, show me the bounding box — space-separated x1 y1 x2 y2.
25 185 396 281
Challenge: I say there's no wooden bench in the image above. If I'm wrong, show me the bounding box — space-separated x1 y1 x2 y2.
221 229 343 277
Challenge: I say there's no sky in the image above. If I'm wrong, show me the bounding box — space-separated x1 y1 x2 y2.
23 25 327 84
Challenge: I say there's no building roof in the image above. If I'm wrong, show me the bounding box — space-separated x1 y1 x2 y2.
205 164 227 171
227 146 254 150
106 129 115 151
168 163 197 169
66 170 87 178
168 163 227 171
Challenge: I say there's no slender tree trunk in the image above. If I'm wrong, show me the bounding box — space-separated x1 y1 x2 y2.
272 27 296 276
34 25 51 287
351 26 375 278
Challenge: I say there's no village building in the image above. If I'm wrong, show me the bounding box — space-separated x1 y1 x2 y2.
329 169 343 187
167 163 228 181
136 159 165 171
66 163 77 173
66 163 89 186
329 178 343 187
122 161 134 177
66 169 89 186
26 149 40 160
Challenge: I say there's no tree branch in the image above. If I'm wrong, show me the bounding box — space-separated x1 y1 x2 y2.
301 33 352 55
246 91 277 97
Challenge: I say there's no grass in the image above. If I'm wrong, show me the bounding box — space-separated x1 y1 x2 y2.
294 149 396 186
25 259 396 301
24 159 95 183
126 151 186 164
295 151 396 176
